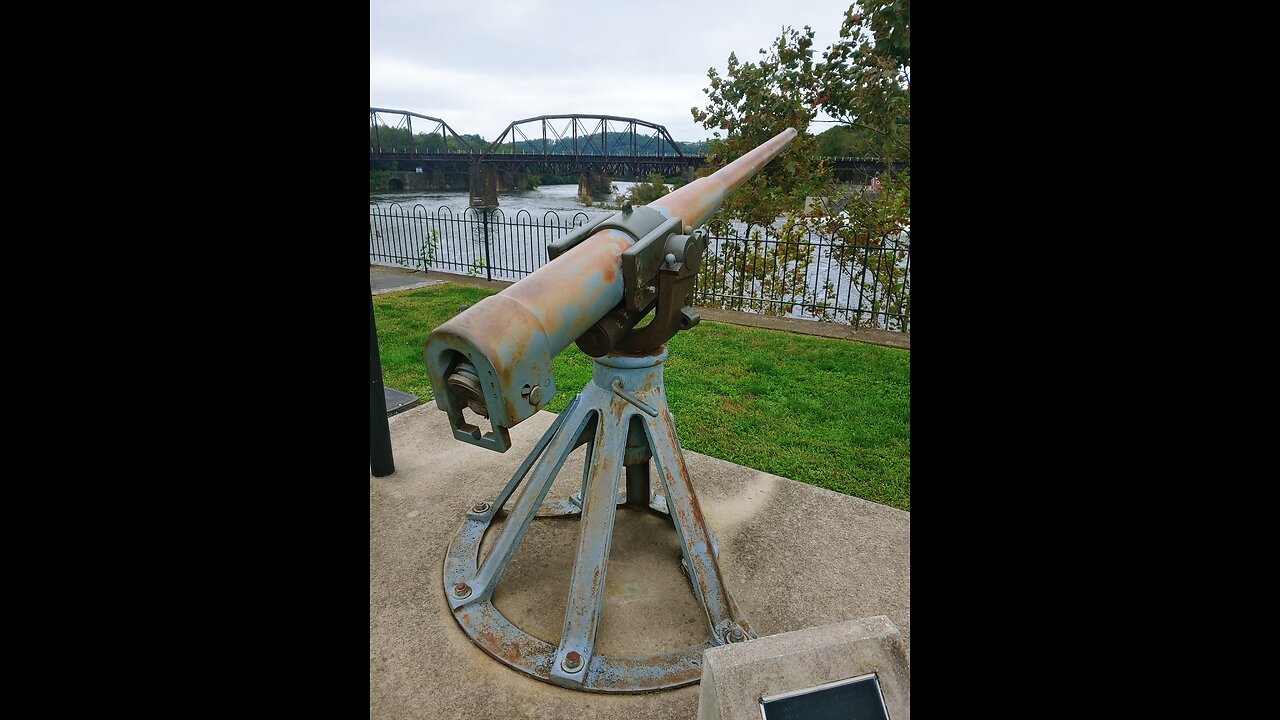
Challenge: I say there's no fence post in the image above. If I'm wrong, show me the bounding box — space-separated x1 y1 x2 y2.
869 233 884 329
854 230 867 328
482 208 493 281
370 291 395 477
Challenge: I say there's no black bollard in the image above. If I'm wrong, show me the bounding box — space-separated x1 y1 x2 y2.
369 290 395 476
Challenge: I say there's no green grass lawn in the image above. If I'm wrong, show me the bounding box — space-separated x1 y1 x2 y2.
374 284 910 510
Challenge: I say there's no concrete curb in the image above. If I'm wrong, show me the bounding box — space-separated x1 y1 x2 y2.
372 280 440 295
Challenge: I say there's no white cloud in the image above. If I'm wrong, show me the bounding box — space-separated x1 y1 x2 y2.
370 0 855 141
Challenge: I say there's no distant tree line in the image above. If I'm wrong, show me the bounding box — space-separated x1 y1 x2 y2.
368 127 488 154
369 126 708 157
369 123 883 164
813 124 899 158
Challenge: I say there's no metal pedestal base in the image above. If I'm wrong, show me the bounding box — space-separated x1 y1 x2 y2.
443 348 754 692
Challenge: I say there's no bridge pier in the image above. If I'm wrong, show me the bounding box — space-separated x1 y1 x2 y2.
495 170 530 192
374 171 436 192
470 164 499 208
577 171 611 204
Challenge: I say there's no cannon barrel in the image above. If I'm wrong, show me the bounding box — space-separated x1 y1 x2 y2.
649 127 798 230
424 128 798 452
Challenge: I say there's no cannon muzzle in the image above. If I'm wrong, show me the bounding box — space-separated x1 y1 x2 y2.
424 127 798 451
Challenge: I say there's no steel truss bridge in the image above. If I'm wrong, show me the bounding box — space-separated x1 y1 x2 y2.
369 107 905 179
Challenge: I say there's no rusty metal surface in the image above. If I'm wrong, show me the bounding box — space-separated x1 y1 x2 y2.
423 293 555 452
613 256 700 353
646 407 752 645
503 227 633 352
429 130 797 687
618 214 684 312
485 395 580 518
424 129 797 450
460 403 593 601
442 349 750 692
573 301 652 357
424 226 634 448
550 402 627 687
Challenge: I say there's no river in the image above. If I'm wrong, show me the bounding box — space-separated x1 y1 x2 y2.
368 182 643 222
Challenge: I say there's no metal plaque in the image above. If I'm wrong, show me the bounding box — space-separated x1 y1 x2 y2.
759 673 890 720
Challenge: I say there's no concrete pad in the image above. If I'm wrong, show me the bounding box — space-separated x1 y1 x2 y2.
697 616 909 720
371 403 909 719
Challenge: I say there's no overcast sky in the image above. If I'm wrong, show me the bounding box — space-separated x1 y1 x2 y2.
370 0 853 143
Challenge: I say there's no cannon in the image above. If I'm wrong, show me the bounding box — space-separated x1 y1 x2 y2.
425 128 798 692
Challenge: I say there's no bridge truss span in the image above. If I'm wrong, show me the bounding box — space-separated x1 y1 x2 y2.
369 107 476 156
369 107 906 183
483 114 682 159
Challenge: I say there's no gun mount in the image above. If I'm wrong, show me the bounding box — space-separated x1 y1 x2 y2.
426 128 798 692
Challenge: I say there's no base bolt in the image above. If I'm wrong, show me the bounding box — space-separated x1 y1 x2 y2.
471 501 491 513
453 582 472 599
725 628 746 644
562 651 583 672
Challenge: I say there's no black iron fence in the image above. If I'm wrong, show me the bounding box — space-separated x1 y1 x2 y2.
368 204 590 281
697 221 910 331
369 204 910 331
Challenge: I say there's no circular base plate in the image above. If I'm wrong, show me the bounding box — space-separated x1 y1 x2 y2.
443 515 711 693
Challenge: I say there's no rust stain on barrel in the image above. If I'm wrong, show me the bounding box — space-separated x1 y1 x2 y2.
504 229 630 343
425 128 796 449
